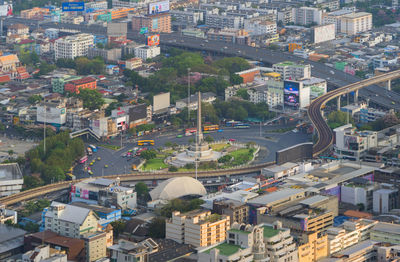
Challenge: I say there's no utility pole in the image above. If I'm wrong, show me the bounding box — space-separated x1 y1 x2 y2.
187 68 191 123
120 131 123 148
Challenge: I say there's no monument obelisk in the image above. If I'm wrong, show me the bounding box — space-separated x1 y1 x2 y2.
196 91 203 144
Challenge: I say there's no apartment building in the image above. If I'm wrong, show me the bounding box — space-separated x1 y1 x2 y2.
64 76 97 94
341 181 376 212
134 45 161 60
293 7 322 26
43 202 99 239
322 9 353 32
244 19 277 36
0 205 17 224
82 232 107 262
20 7 49 19
166 210 230 247
0 163 24 197
131 13 171 33
85 1 108 10
326 219 378 255
36 98 67 126
88 47 122 62
340 12 372 35
371 222 400 244
198 221 298 262
108 239 159 262
205 14 244 29
298 232 329 262
7 24 29 36
60 15 84 24
213 200 249 224
333 124 378 161
125 57 142 70
373 188 399 214
273 61 311 80
170 10 203 26
248 84 283 107
55 33 94 60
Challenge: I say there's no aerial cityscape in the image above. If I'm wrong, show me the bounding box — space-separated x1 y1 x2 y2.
2 0 400 261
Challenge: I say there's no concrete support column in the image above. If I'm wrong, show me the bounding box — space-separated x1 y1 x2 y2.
354 89 359 104
387 79 392 91
337 96 341 111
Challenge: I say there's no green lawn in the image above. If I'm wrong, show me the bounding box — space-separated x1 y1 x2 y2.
205 243 243 256
226 148 255 166
211 143 231 151
142 158 168 171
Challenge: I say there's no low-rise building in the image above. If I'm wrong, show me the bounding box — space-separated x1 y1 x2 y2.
340 12 372 35
22 245 68 262
81 231 107 262
373 188 399 214
0 163 23 197
0 205 17 224
166 210 230 247
298 231 329 262
108 238 159 262
176 92 216 110
371 222 400 244
88 48 122 62
213 200 249 224
43 202 99 238
64 76 97 94
134 45 160 60
0 224 27 260
273 61 311 80
125 57 142 70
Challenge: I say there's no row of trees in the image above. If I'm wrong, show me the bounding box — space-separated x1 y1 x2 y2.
56 57 105 75
25 132 85 187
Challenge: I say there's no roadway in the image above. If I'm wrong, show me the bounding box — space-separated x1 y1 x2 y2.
308 69 400 156
4 18 400 110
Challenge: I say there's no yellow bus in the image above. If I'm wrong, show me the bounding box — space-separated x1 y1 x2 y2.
138 140 155 146
204 125 219 131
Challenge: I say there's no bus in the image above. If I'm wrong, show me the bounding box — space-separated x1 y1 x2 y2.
138 140 154 146
87 147 93 155
204 125 219 131
79 155 88 164
66 173 76 181
89 144 97 152
226 121 241 127
234 123 250 129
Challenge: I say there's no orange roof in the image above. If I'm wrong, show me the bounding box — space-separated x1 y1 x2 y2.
264 187 277 193
344 210 373 219
0 75 11 83
0 54 19 65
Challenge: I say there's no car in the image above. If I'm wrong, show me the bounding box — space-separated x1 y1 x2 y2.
218 129 224 132
205 40 209 43
90 162 94 166
88 170 93 175
200 43 204 46
176 134 183 138
229 139 236 142
104 164 109 168
392 101 395 105
224 46 228 49
97 157 101 161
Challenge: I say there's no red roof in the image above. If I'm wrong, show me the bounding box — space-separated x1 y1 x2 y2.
69 76 97 85
18 39 35 45
0 75 11 83
344 210 373 219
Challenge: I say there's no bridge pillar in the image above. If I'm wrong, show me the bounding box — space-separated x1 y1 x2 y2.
337 97 341 111
386 79 392 91
354 89 359 104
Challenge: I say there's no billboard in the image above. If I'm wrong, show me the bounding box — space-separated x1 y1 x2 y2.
276 142 313 165
284 81 300 107
140 27 148 34
62 2 85 12
153 92 170 113
312 24 335 44
147 34 160 46
0 4 13 16
148 0 170 15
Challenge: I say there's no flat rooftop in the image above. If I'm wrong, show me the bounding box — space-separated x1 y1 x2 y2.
204 243 243 256
0 163 23 181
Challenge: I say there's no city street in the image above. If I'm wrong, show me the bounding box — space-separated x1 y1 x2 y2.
74 125 311 178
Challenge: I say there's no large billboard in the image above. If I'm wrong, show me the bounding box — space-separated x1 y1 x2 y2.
147 34 160 46
148 0 169 15
153 92 170 113
0 4 13 16
276 142 313 165
284 81 300 107
62 2 85 12
312 24 335 44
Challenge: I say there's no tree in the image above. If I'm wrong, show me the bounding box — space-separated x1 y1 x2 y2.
205 135 214 143
28 95 42 105
236 88 249 100
41 165 65 184
135 182 149 197
8 150 14 158
327 111 354 129
23 175 44 190
77 89 105 110
218 155 232 163
148 217 166 238
168 166 178 172
230 74 243 85
37 62 56 76
110 220 126 238
213 57 251 74
140 149 157 160
164 141 173 147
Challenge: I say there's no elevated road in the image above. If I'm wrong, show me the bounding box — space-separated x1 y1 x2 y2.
309 69 400 156
0 162 273 206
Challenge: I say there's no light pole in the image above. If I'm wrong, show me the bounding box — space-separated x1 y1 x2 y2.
188 68 191 123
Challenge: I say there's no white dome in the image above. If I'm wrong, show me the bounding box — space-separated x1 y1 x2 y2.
150 176 207 200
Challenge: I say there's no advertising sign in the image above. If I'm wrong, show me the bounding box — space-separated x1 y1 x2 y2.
284 81 300 107
148 0 169 15
147 34 160 46
140 27 148 34
0 4 13 16
62 2 85 12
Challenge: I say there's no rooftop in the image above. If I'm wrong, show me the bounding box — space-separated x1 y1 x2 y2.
372 222 400 235
247 188 304 206
205 243 243 256
0 163 23 181
262 226 280 238
342 12 372 19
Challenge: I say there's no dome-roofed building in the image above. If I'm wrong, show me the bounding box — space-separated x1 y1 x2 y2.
150 177 207 200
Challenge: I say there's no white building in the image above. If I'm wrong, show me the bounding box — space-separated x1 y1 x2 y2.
293 7 322 26
373 188 399 214
0 205 17 224
55 33 94 60
108 239 159 262
44 28 59 39
0 163 23 197
175 92 216 110
244 19 277 36
205 14 244 29
333 124 378 161
43 201 99 238
170 10 204 26
301 77 327 99
340 12 372 35
272 61 311 80
36 104 67 126
261 162 307 180
134 45 160 60
341 182 375 211
85 1 108 10
322 9 353 32
22 245 67 262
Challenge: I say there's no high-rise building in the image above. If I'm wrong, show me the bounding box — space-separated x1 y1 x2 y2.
131 13 171 33
340 12 372 35
54 33 94 60
293 7 322 26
